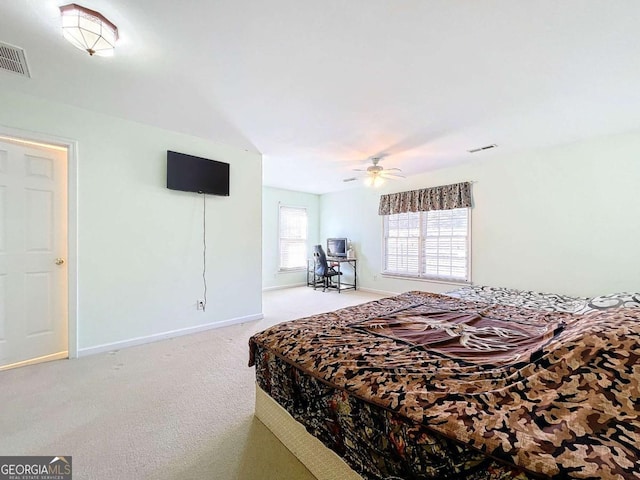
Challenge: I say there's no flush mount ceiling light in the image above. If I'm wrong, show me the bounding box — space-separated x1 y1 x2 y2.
59 3 118 56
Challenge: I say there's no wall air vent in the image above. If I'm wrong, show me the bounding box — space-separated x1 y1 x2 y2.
468 144 497 153
0 42 31 78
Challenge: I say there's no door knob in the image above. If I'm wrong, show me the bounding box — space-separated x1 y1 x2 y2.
55 258 65 265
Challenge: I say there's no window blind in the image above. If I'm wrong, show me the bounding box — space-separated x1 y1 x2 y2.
384 207 470 282
279 205 308 270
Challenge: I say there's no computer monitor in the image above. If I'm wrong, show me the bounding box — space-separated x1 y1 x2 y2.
326 238 347 258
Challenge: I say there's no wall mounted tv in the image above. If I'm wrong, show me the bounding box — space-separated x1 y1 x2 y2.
166 150 230 196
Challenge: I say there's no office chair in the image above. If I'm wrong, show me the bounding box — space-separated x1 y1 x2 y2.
313 245 342 292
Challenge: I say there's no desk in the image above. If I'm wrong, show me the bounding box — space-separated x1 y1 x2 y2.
307 257 357 292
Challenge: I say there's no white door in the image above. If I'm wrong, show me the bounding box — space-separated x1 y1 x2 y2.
0 139 68 370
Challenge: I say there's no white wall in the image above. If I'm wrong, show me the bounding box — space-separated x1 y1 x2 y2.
0 91 262 353
262 187 320 290
321 131 640 297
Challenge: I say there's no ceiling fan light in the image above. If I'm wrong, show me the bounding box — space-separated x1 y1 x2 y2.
358 157 399 188
60 3 118 56
364 174 385 188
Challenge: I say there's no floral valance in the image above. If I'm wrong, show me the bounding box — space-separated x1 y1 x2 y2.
378 182 472 215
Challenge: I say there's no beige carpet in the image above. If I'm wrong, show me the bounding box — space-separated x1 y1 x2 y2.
0 287 386 480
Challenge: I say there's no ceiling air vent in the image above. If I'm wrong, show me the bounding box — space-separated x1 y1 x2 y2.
0 42 31 78
468 144 497 153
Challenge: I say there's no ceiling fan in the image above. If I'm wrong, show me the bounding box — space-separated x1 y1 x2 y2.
344 157 405 186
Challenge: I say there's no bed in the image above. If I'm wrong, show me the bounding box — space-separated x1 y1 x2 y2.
249 287 640 480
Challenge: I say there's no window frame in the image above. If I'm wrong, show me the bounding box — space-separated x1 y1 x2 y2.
278 204 308 272
381 207 471 284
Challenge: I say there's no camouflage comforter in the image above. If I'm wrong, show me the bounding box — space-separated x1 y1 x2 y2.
249 291 640 479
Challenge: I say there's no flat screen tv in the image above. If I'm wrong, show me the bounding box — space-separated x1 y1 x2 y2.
327 238 347 258
166 150 230 196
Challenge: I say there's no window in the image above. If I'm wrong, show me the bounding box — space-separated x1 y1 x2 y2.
383 207 470 282
279 205 308 270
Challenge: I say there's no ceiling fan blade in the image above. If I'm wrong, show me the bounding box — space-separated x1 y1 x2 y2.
383 168 402 172
381 172 406 179
353 168 367 172
343 177 357 182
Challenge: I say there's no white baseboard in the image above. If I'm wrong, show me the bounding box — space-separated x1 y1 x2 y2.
77 313 263 357
264 285 400 296
262 282 306 292
357 287 400 296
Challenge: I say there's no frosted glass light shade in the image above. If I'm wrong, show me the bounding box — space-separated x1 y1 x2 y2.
364 175 385 187
59 4 118 56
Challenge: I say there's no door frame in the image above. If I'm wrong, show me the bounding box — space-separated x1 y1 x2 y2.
0 125 78 359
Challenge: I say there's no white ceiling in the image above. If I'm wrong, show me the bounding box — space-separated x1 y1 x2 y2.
2 1 640 194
